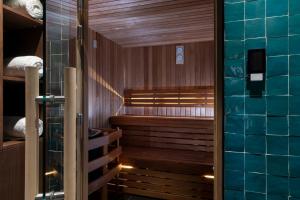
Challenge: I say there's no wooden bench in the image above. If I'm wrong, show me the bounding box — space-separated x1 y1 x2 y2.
109 115 214 200
88 128 122 199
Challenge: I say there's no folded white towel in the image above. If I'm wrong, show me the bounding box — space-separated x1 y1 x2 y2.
4 116 43 138
5 0 43 19
6 56 43 77
25 0 43 19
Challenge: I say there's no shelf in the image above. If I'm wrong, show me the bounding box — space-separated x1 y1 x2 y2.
2 140 24 150
3 5 43 30
3 75 25 82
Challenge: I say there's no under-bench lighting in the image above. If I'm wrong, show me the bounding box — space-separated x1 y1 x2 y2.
203 175 214 179
45 170 58 177
120 164 134 169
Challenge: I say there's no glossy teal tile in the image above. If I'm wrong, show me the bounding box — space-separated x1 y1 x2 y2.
225 190 245 200
245 0 265 19
225 97 245 115
290 35 300 54
225 59 245 78
267 96 288 116
245 19 265 38
246 192 265 200
245 154 266 173
267 194 289 200
289 15 300 35
245 38 266 52
245 96 266 114
225 0 244 3
267 37 288 56
267 16 288 37
267 56 288 77
290 76 300 95
245 173 266 193
267 155 288 176
225 2 245 22
290 137 300 156
266 0 288 16
290 156 300 177
246 135 266 154
290 178 300 198
290 55 300 75
225 21 245 40
225 115 245 134
290 0 300 16
267 135 288 155
267 175 289 196
267 116 288 135
290 96 300 115
225 78 245 96
225 133 245 152
290 116 300 136
225 152 245 171
224 170 244 190
245 116 266 135
290 198 300 200
267 76 288 96
225 41 245 60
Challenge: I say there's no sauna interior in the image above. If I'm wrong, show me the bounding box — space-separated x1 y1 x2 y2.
87 0 215 200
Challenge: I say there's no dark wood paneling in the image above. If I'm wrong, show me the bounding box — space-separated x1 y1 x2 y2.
88 0 214 47
124 41 214 117
88 32 214 123
0 142 25 200
88 30 125 128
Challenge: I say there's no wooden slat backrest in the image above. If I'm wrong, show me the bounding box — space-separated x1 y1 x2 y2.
124 86 214 107
88 129 122 150
88 129 122 196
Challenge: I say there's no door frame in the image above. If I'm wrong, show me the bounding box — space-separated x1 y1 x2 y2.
214 0 224 199
81 0 224 199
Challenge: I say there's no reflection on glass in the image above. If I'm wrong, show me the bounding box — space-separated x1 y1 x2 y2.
45 0 77 194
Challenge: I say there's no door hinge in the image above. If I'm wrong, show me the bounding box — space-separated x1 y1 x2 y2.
77 25 83 46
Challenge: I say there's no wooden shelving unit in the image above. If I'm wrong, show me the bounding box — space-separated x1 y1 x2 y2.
3 75 25 82
3 5 42 30
0 2 44 199
1 3 43 149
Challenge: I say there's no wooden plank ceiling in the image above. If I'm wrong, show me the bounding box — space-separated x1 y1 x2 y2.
88 0 214 47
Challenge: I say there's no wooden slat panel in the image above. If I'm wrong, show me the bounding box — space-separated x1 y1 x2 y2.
88 129 122 150
88 0 214 47
110 186 210 200
88 165 121 195
124 86 215 107
123 42 214 117
88 30 125 128
109 116 213 199
88 147 122 173
110 115 214 128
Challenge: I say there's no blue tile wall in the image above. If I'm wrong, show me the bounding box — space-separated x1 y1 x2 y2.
224 0 300 199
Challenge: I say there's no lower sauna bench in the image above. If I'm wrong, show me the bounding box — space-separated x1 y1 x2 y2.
109 115 214 200
88 128 122 198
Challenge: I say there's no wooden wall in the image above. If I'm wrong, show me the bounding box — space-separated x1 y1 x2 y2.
88 30 125 128
123 42 214 117
88 31 214 128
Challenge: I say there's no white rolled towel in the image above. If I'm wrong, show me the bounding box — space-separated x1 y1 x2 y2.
6 56 43 77
25 0 43 19
4 117 43 138
5 0 43 19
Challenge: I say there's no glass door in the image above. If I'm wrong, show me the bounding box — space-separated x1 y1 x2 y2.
37 0 83 199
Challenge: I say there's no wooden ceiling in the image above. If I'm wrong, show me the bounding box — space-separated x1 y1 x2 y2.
88 0 214 47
